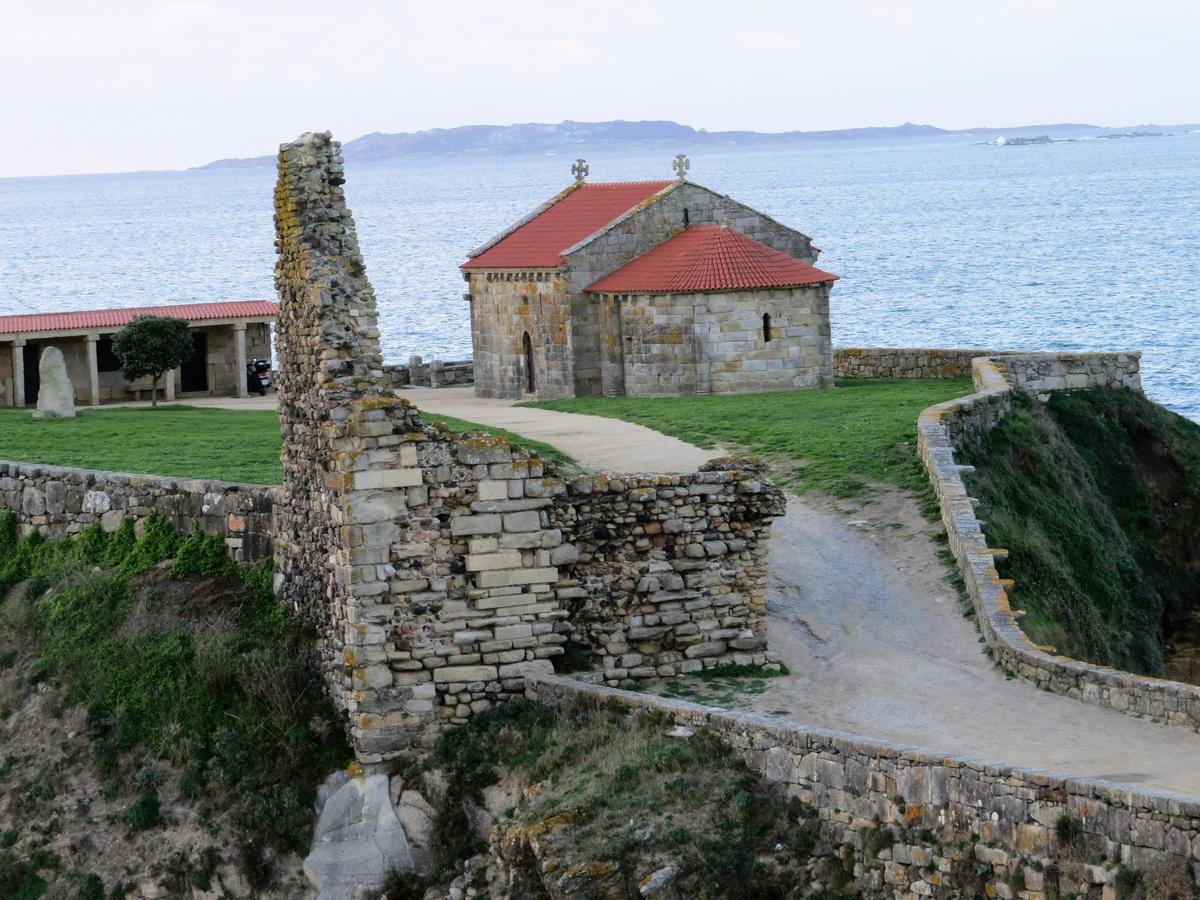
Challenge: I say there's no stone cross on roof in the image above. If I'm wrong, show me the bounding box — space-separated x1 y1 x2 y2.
571 158 589 184
672 153 690 179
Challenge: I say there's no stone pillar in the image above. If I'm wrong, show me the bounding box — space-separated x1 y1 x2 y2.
11 339 26 408
85 334 101 407
164 368 176 402
233 323 248 398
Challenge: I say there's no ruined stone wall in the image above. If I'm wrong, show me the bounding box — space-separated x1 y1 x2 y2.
383 357 473 389
549 462 785 686
605 284 832 396
529 674 1200 896
564 182 818 396
464 270 574 399
834 346 1004 379
271 133 786 761
916 352 1200 729
0 460 275 562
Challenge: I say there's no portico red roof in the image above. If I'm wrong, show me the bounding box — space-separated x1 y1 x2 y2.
462 181 674 269
585 227 838 294
0 300 278 336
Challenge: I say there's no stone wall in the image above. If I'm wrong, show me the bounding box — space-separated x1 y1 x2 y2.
528 674 1200 896
834 346 1003 379
382 356 473 390
270 133 786 762
918 351 1200 728
464 270 575 399
603 284 832 396
549 462 785 685
0 460 276 562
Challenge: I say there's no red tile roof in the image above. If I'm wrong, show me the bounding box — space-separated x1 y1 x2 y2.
462 181 674 269
0 300 278 336
585 227 838 294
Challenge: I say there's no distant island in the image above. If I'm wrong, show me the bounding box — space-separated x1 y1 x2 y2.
994 130 1165 147
194 119 1199 169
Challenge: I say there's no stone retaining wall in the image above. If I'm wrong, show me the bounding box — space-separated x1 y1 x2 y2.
0 460 276 562
918 351 1200 728
529 673 1200 896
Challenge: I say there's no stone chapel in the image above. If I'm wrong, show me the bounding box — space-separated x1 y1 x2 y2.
461 157 838 400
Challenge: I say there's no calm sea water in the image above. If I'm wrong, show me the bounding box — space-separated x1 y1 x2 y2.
2 135 1198 418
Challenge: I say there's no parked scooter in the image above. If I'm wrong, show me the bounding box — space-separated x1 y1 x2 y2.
246 359 272 396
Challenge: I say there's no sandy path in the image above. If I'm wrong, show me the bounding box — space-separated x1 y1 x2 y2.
399 387 721 473
755 493 1200 796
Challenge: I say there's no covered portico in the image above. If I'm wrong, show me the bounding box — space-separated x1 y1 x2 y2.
0 300 277 408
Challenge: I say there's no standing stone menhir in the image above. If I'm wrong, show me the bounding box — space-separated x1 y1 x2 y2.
33 346 77 418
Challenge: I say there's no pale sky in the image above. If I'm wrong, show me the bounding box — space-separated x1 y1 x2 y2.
4 0 1197 177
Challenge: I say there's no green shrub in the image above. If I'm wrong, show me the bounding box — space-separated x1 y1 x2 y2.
100 519 135 568
172 525 236 579
1055 814 1083 847
1 523 349 856
73 524 109 565
119 511 178 575
0 848 48 900
122 792 161 831
64 868 106 900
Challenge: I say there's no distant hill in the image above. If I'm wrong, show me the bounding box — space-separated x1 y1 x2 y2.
195 119 1200 169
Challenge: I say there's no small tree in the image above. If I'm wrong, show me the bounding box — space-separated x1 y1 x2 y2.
111 315 195 408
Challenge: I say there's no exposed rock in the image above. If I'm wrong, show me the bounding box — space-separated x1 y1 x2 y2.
33 345 76 418
303 774 416 899
639 864 680 898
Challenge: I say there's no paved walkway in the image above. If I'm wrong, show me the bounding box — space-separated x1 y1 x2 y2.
121 388 1200 794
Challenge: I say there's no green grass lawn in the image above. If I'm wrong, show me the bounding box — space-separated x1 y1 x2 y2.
0 406 576 485
0 406 285 484
526 378 973 497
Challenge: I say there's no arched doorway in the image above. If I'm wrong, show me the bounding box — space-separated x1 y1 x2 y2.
522 332 535 394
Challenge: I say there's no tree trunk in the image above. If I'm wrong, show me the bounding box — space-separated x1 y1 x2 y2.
151 374 159 408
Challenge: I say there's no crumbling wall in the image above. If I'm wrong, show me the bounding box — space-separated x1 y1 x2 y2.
550 462 784 685
271 132 785 762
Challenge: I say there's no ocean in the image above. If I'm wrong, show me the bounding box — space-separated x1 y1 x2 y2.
1 134 1197 419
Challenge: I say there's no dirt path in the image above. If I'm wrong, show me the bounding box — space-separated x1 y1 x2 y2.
753 493 1200 796
399 387 721 473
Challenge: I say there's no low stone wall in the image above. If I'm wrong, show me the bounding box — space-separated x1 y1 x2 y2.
834 346 1003 379
918 351 1200 728
550 461 785 686
382 356 473 390
0 460 277 562
529 673 1200 896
